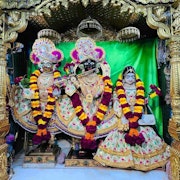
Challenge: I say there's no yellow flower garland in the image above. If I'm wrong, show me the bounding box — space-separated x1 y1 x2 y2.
116 74 144 115
116 73 145 146
30 69 61 145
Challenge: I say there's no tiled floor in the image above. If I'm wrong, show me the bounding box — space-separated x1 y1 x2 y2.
10 151 169 180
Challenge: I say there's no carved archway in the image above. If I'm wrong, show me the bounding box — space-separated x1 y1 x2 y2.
0 1 179 180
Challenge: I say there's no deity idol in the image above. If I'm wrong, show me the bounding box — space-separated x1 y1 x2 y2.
55 37 118 150
13 38 64 145
94 66 170 171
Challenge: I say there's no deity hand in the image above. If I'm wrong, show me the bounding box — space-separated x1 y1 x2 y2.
54 77 67 88
52 86 61 98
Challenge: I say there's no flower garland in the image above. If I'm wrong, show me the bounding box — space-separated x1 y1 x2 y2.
14 76 23 84
149 84 162 98
71 76 113 150
116 73 145 146
64 63 75 75
29 69 61 145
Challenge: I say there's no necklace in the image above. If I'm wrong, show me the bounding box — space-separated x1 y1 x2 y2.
30 68 61 145
80 73 97 84
116 73 145 146
79 74 102 102
71 75 113 150
123 82 136 90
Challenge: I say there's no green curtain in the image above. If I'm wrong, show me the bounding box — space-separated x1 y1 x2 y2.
27 38 163 136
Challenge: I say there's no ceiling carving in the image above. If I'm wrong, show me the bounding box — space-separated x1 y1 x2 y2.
30 2 141 31
2 0 173 43
0 0 175 9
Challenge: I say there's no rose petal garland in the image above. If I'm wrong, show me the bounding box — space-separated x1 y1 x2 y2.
116 73 145 146
71 75 112 150
30 69 61 145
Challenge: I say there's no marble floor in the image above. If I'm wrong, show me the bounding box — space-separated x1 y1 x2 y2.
10 152 169 180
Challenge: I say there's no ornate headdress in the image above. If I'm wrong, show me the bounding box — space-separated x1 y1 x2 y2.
71 37 105 63
69 37 111 76
30 38 64 66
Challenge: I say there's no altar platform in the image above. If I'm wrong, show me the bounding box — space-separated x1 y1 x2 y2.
10 151 169 180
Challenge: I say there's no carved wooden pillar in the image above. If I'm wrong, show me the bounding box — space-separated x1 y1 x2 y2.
0 42 9 141
0 144 8 180
168 3 180 180
0 9 28 179
146 3 180 180
0 16 10 180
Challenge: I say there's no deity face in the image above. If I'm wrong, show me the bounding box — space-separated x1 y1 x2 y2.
124 72 135 85
41 62 53 73
83 59 96 71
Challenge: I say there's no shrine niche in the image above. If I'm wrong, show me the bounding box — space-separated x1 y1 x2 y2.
0 0 179 180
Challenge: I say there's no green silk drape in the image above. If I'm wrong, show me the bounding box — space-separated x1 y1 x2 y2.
27 38 163 136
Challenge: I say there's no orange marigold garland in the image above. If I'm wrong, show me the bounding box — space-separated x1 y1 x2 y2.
116 73 145 146
30 69 61 145
71 76 113 150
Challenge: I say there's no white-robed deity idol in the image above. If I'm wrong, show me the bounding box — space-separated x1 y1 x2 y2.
13 38 64 145
94 66 170 171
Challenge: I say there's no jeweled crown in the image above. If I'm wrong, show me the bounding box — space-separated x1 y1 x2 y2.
30 38 64 65
70 37 105 64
